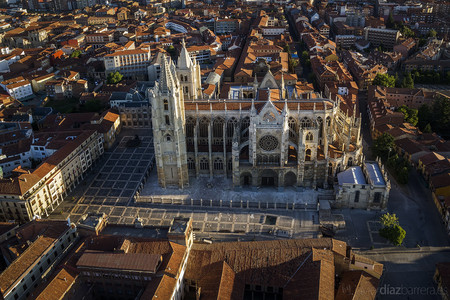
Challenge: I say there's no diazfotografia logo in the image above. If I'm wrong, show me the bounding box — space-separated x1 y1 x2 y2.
378 284 447 296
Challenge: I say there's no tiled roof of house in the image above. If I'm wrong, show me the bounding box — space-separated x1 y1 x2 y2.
335 270 379 300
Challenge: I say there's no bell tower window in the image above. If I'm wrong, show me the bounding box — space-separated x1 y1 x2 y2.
165 115 170 126
164 100 169 111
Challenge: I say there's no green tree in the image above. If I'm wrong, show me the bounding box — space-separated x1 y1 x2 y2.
423 123 432 133
428 29 437 38
107 71 123 84
301 51 310 68
372 133 395 160
380 212 399 227
398 105 418 126
400 25 415 38
379 213 406 246
70 50 82 58
418 104 432 130
166 45 176 58
403 72 414 88
289 58 299 73
432 96 450 136
372 73 396 88
380 224 406 246
386 12 395 29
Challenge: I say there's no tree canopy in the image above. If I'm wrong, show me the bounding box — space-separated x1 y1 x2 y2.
428 29 437 38
379 213 406 246
372 133 395 160
107 71 123 84
418 96 450 138
372 73 396 88
397 105 418 126
70 50 82 58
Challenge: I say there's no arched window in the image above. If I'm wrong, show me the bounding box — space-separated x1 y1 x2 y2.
227 158 233 171
199 117 209 138
301 117 312 129
184 86 189 94
186 117 195 138
163 100 169 111
305 149 312 161
187 157 195 170
306 132 313 141
317 117 323 138
180 75 184 82
227 118 237 141
288 117 298 140
241 116 250 139
165 115 170 126
326 116 331 127
328 163 333 175
165 134 171 142
213 118 224 138
348 157 353 167
213 158 223 170
200 157 209 170
184 76 188 82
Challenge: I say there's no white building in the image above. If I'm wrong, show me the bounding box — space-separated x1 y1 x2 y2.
1 77 33 101
104 47 151 80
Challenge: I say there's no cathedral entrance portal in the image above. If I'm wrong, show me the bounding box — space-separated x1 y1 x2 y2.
240 172 252 186
284 171 297 187
260 169 278 187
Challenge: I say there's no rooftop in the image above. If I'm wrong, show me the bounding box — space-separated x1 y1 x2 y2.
364 162 385 186
77 251 162 273
337 166 366 185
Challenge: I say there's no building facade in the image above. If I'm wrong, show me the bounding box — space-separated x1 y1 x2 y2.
150 44 364 190
0 130 104 222
104 48 151 80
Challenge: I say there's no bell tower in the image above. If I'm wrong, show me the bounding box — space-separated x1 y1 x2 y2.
176 39 202 100
150 54 188 188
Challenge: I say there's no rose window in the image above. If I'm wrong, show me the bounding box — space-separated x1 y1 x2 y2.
259 135 279 151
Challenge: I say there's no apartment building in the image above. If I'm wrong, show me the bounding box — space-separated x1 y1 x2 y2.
214 19 241 34
87 16 115 25
0 130 103 222
371 85 440 109
335 35 356 49
0 220 78 300
364 27 400 49
1 77 33 101
45 79 88 100
186 45 215 64
104 48 151 80
31 73 56 93
85 32 114 49
261 26 287 36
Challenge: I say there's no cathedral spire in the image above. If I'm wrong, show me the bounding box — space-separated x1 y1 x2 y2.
177 38 192 69
159 54 174 93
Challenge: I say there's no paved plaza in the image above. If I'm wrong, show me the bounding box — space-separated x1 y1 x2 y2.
141 171 321 205
79 135 154 207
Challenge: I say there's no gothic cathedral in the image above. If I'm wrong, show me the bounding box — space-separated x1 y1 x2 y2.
150 42 364 190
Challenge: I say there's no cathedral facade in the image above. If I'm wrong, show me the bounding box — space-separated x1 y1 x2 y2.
149 44 364 190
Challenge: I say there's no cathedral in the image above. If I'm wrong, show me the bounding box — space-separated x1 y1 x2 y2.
149 42 364 190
